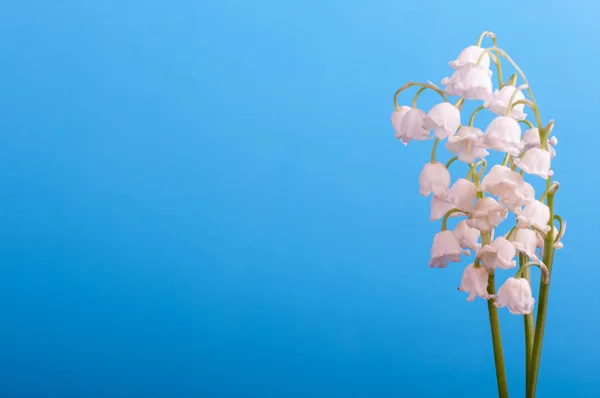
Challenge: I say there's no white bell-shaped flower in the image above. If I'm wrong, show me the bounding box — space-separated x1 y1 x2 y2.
480 237 517 269
483 116 523 156
466 197 508 233
480 165 533 211
521 128 557 158
430 178 477 220
517 200 551 232
419 162 450 198
399 108 431 144
500 181 535 213
446 126 489 163
453 220 481 251
423 102 461 139
442 65 493 101
509 228 542 263
537 223 566 251
391 106 411 143
458 263 491 301
484 85 527 120
449 45 491 70
494 277 535 315
429 230 466 268
514 148 553 179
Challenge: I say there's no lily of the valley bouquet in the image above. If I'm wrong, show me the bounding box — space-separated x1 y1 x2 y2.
391 31 565 398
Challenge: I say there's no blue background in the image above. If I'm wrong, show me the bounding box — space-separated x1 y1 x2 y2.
1 1 598 397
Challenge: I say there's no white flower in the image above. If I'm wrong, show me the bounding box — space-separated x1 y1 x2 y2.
446 126 489 163
480 165 533 211
397 108 431 144
484 85 527 120
537 223 566 250
458 263 491 301
514 148 553 179
483 116 523 156
480 237 517 269
517 201 551 232
391 106 411 143
521 128 557 158
430 179 478 221
466 197 508 233
430 179 477 220
509 228 542 263
419 162 450 197
494 277 535 315
449 45 491 70
429 230 466 268
423 102 461 139
453 220 481 251
442 65 493 101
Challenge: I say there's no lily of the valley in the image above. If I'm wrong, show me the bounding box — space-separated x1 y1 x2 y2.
446 126 489 163
483 116 523 156
517 200 551 232
494 277 535 315
429 230 467 268
484 85 527 120
392 107 430 144
466 197 508 233
442 64 493 101
480 236 517 269
481 165 534 211
419 162 451 198
521 127 557 158
449 45 491 70
423 102 461 139
458 263 491 301
514 147 553 179
430 178 478 220
453 220 481 251
510 228 543 263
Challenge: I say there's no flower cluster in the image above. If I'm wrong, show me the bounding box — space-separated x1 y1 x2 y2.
391 34 565 316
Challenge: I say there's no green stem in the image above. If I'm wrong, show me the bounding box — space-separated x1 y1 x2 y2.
445 156 459 169
488 274 510 398
482 231 509 398
393 82 448 110
411 87 428 108
523 255 534 396
430 138 439 163
526 193 555 398
519 119 534 129
469 105 485 127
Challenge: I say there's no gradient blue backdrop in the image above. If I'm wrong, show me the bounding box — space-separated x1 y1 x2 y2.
1 1 598 397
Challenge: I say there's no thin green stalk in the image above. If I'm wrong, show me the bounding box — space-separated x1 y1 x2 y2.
522 253 534 395
527 193 555 398
487 273 510 398
483 231 509 398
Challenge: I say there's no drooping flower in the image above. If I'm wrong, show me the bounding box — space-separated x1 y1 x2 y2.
517 200 551 232
483 116 523 156
466 197 508 233
391 106 411 143
480 165 533 211
419 162 451 198
399 108 431 144
521 128 557 158
479 237 517 269
430 178 478 220
458 263 491 301
509 228 543 263
423 102 461 139
429 230 466 268
453 220 481 251
494 277 535 315
484 85 527 120
449 45 491 70
446 126 489 163
442 65 493 101
514 148 553 179
537 223 566 251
